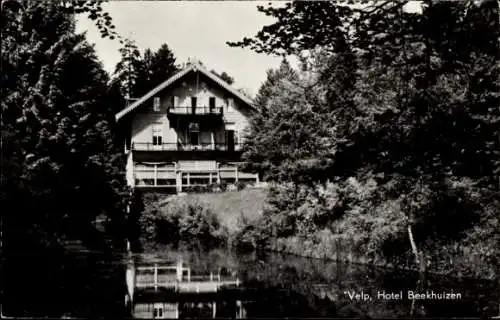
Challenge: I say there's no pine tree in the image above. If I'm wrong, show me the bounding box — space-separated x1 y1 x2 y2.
150 43 178 88
113 42 179 99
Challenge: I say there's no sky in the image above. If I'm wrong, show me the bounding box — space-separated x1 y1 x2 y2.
76 1 422 97
75 1 290 97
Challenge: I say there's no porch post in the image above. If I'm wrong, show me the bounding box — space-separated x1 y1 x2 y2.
216 163 221 184
131 156 135 187
154 164 158 186
154 264 158 291
176 169 182 192
211 130 215 150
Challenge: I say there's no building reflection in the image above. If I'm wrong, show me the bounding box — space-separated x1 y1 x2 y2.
125 259 246 319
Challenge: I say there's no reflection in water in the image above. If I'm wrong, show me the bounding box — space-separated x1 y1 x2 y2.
3 248 498 318
128 248 498 319
126 259 244 318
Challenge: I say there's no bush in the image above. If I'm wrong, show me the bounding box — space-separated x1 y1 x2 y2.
235 181 249 190
182 183 231 193
182 185 210 193
218 181 228 192
138 195 228 249
232 220 271 252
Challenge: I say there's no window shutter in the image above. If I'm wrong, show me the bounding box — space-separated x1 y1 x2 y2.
209 97 216 109
153 97 160 111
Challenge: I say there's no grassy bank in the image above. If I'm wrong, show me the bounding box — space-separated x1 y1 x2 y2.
183 188 267 232
133 186 497 281
133 188 267 251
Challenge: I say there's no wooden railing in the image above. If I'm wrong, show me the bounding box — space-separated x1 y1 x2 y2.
132 142 239 152
168 106 223 115
134 264 240 292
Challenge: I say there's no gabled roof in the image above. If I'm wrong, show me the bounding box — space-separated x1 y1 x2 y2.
115 61 255 121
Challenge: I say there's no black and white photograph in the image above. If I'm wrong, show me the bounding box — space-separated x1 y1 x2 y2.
1 0 499 318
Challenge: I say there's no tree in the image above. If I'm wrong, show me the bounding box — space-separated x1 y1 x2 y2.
233 0 500 293
2 0 129 245
112 38 143 99
254 58 298 108
211 69 235 85
241 58 334 185
112 42 179 98
149 43 178 88
1 3 130 315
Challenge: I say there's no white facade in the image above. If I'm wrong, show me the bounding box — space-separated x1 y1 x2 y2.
116 62 259 192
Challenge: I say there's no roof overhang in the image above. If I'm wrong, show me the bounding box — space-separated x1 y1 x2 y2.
115 62 255 122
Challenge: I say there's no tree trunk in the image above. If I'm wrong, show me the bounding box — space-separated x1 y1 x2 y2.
408 225 419 264
408 224 426 316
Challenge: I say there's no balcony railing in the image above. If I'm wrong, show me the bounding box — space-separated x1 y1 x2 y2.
132 142 240 151
168 106 223 115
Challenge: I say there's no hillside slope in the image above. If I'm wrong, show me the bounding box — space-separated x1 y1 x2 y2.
182 188 268 232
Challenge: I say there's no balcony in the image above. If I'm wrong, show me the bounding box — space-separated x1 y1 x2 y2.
132 142 241 152
167 106 223 116
133 162 259 190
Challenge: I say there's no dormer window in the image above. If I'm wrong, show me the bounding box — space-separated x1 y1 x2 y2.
153 97 160 112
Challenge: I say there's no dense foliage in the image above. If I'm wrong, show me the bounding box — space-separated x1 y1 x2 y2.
1 1 129 317
112 41 179 99
2 0 128 252
232 0 499 281
137 194 228 250
210 69 235 85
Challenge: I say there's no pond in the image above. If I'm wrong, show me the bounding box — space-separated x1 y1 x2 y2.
2 248 498 318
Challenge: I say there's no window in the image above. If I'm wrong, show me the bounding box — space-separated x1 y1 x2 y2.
152 123 163 145
188 122 199 132
189 132 199 146
153 305 163 319
188 122 199 146
153 97 160 112
171 96 179 107
226 129 235 151
227 98 234 112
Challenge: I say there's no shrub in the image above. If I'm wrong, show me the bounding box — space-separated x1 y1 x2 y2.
218 181 228 192
182 185 210 193
138 195 228 249
235 181 249 190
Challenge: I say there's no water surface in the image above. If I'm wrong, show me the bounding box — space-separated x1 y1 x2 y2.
3 248 498 318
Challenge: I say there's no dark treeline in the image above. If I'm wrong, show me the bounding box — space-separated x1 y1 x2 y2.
1 1 129 317
1 0 498 317
230 0 499 284
0 1 239 316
